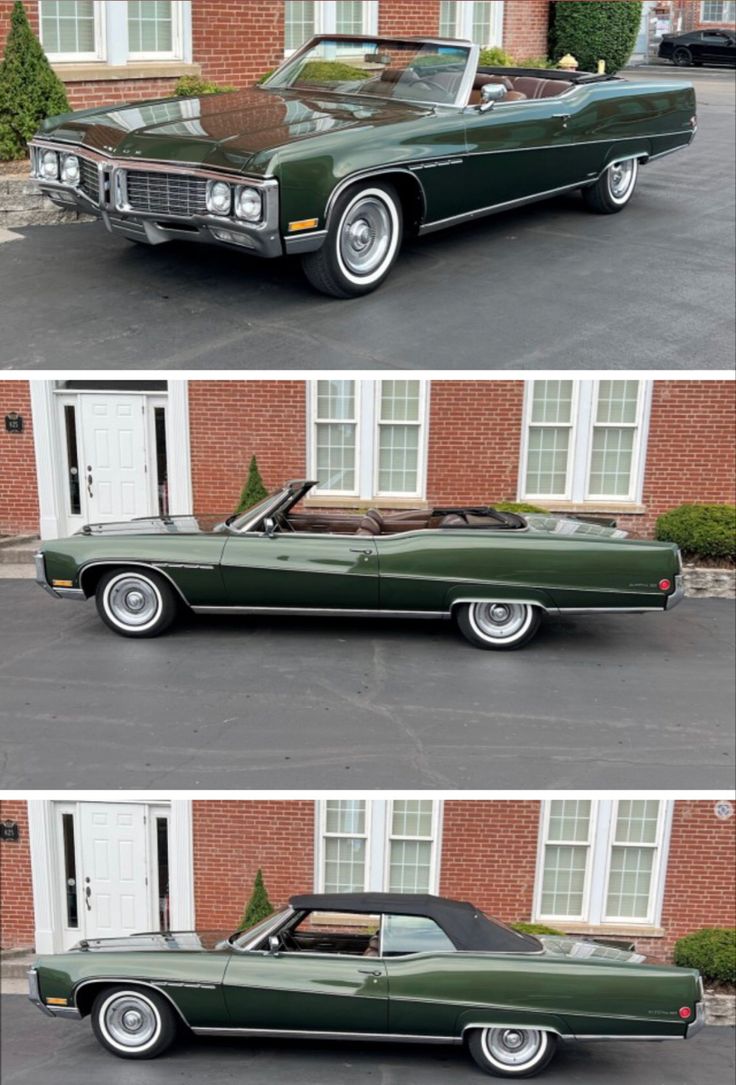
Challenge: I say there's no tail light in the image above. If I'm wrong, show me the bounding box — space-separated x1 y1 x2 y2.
679 1007 692 1020
659 579 672 592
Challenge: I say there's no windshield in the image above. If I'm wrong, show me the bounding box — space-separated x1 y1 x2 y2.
227 489 290 533
265 37 473 107
229 909 290 949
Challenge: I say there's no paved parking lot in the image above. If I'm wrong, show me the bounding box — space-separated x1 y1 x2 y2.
0 581 733 790
0 70 733 370
1 998 733 1085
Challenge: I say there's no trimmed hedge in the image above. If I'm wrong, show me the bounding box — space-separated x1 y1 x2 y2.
493 502 550 515
479 47 553 70
655 504 736 562
175 76 236 97
511 922 565 936
549 1 642 74
0 1 70 160
673 928 736 985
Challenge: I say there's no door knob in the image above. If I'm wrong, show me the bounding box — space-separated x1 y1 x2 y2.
84 884 92 911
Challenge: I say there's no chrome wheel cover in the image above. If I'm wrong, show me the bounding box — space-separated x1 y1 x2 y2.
103 994 158 1049
608 159 636 201
339 196 392 277
484 1028 545 1068
471 602 530 641
106 575 160 628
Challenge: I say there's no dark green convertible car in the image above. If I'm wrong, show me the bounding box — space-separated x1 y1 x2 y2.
29 34 696 297
28 892 705 1077
34 479 684 649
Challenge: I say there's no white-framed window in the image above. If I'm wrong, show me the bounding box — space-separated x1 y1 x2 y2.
439 1 504 46
308 380 429 501
534 800 672 927
317 800 441 894
127 0 183 61
700 1 736 23
39 0 105 61
520 380 651 504
285 0 379 54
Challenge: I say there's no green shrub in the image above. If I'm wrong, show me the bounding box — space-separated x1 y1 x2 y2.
549 1 642 74
236 456 268 514
0 1 70 161
298 60 371 83
478 47 553 71
493 501 550 515
512 922 565 936
515 56 555 71
655 504 736 562
239 869 274 931
673 928 736 984
174 76 236 97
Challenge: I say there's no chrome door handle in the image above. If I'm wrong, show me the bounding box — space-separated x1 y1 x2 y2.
552 113 571 126
350 548 373 556
358 968 382 976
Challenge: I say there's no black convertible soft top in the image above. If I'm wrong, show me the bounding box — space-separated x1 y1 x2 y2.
289 893 542 954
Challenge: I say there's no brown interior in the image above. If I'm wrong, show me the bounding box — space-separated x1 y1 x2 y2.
468 72 573 106
284 508 519 536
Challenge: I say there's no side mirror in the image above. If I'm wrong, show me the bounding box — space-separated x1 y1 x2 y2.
263 517 277 537
268 935 280 955
479 83 507 112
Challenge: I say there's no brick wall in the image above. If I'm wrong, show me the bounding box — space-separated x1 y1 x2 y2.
0 800 34 949
192 800 315 930
504 0 550 59
192 0 285 88
0 381 39 536
439 801 540 921
427 381 525 505
189 380 307 516
379 0 442 36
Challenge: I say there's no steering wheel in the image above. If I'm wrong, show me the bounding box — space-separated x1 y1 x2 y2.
279 929 299 951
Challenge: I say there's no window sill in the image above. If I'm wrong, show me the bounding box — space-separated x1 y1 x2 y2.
304 497 429 510
52 61 201 83
547 923 665 938
532 502 647 516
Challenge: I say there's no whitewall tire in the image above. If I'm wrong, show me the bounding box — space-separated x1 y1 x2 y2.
95 567 178 638
455 602 542 650
583 158 639 214
468 1027 557 1078
91 986 177 1059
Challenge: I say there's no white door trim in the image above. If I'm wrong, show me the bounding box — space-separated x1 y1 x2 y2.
27 800 195 954
30 381 193 539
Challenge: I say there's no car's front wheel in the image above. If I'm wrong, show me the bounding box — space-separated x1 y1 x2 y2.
95 567 178 638
582 157 639 214
467 1028 558 1078
301 181 403 298
91 986 178 1059
455 602 541 650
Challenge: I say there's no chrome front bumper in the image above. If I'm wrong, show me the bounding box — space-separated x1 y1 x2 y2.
34 552 85 601
27 968 81 1020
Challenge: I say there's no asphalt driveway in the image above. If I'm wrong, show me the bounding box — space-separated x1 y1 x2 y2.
1 998 733 1085
0 69 733 370
0 581 733 790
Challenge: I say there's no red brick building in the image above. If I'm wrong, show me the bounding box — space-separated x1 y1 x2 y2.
1 797 734 959
1 378 733 541
1 1 626 112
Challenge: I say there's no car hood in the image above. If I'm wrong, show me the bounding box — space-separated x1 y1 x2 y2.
68 930 232 952
539 935 647 964
77 515 228 536
40 86 433 175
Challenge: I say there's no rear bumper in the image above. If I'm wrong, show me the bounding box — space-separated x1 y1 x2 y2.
27 968 81 1020
665 574 686 611
686 1002 706 1039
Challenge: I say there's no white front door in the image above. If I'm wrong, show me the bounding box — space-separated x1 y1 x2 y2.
80 396 150 524
78 803 149 941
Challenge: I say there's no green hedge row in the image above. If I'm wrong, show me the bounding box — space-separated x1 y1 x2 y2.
549 1 642 74
674 928 736 985
655 504 736 562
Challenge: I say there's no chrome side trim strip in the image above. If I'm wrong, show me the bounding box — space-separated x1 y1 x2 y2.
392 995 675 1026
284 229 328 254
191 606 448 619
77 561 193 605
456 129 691 159
191 1026 461 1045
73 978 194 1027
556 607 653 615
420 181 590 233
324 167 428 231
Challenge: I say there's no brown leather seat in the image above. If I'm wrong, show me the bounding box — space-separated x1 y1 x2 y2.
469 73 528 106
439 514 467 527
356 515 381 537
511 76 572 99
363 934 380 957
365 509 385 531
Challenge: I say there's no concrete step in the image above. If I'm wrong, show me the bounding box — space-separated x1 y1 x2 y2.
1 954 34 979
0 536 39 564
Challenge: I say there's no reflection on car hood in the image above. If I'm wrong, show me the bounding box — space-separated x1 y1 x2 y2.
78 515 228 536
69 930 231 952
41 86 433 174
525 515 629 539
539 935 646 964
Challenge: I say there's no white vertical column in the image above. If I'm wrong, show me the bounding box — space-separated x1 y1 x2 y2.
166 381 193 515
168 800 195 930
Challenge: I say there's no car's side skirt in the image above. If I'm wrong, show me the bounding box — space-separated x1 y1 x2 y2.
191 606 449 619
191 1026 462 1044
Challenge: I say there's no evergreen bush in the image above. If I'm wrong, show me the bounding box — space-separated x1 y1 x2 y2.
239 869 274 931
549 1 642 74
655 504 736 562
493 501 550 515
0 1 70 160
673 928 736 984
174 76 236 97
236 456 268 514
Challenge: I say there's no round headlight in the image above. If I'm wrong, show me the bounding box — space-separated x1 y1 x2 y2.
61 154 80 185
41 149 59 180
235 187 263 223
207 180 232 216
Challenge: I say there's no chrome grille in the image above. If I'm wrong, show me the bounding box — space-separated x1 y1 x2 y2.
124 171 208 217
79 158 100 205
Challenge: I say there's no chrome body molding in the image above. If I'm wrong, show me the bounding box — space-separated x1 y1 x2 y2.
284 229 328 254
323 166 428 232
191 606 448 619
34 551 86 600
419 180 593 234
686 1002 706 1038
155 981 217 990
72 978 193 1027
77 561 193 605
191 1026 462 1045
153 563 216 572
665 575 686 610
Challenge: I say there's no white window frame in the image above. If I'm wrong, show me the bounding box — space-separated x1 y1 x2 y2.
700 1 736 24
519 380 652 506
127 0 185 61
38 0 106 62
316 800 442 894
534 800 673 928
439 1 504 46
308 380 429 502
285 1 380 56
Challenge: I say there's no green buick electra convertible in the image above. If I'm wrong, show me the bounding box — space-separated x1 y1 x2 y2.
34 480 684 649
28 892 705 1076
29 34 697 297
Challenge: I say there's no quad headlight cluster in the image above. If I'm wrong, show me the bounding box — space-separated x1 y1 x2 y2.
38 148 80 186
206 179 263 223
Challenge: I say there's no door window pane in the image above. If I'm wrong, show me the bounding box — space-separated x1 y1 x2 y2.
285 0 315 51
63 405 81 516
315 381 357 492
128 1 173 55
382 913 454 954
40 0 95 55
154 407 169 517
61 813 79 929
156 817 170 930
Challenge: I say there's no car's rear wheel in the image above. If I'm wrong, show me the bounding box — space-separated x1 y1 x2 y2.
467 1028 557 1078
455 602 541 650
95 567 178 638
91 986 178 1059
673 46 692 66
582 157 639 214
301 181 403 298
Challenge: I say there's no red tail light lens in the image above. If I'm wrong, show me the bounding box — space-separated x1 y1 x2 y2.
679 1007 692 1020
659 579 672 592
